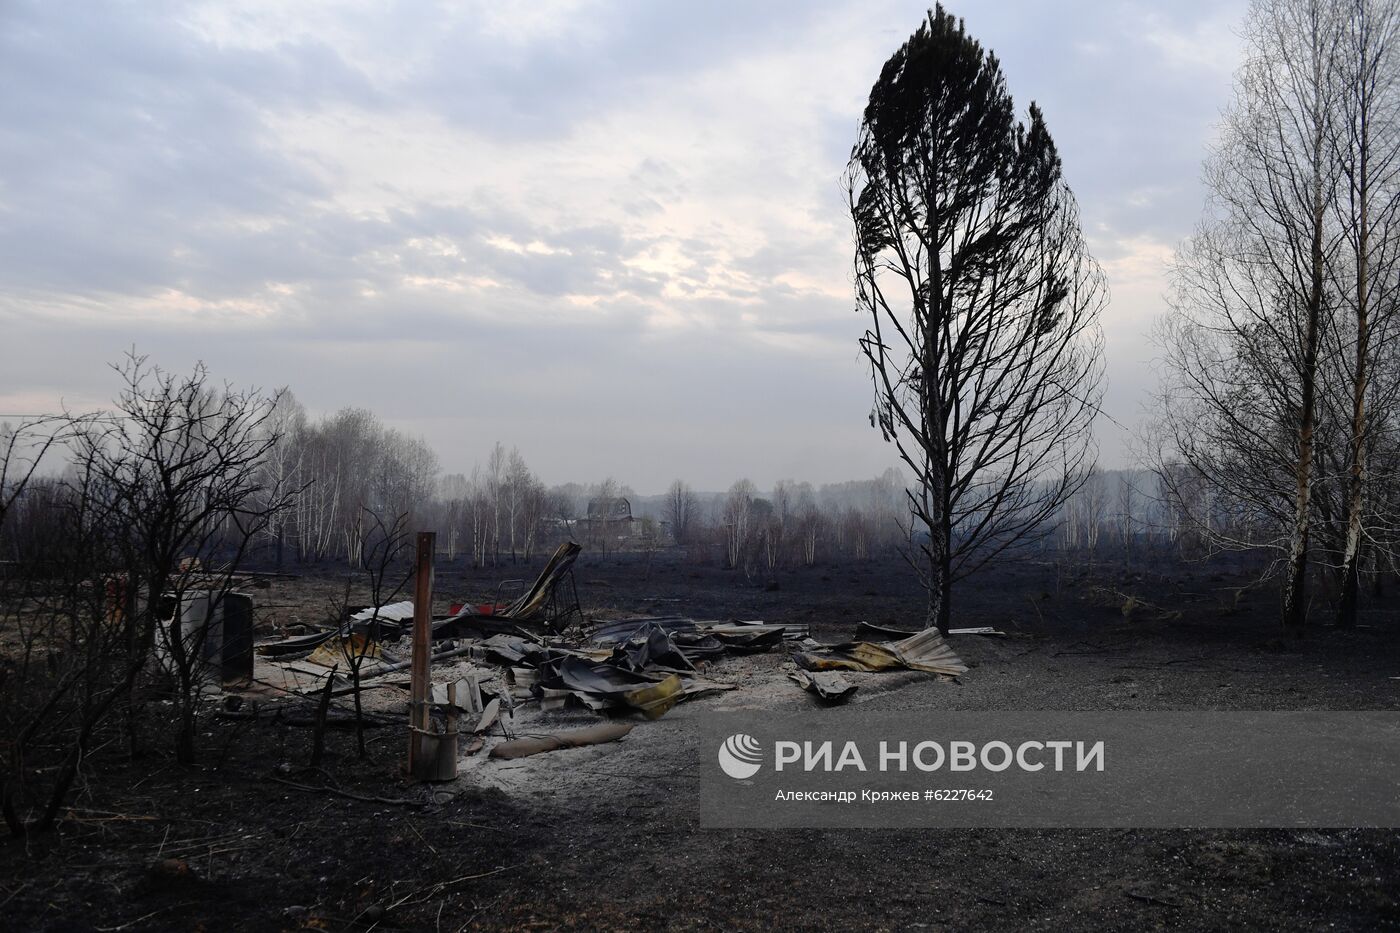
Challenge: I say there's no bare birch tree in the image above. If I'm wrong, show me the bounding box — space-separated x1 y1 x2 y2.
665 479 696 545
260 389 305 570
486 442 506 565
723 479 756 572
1155 0 1345 631
504 447 534 562
1333 0 1400 624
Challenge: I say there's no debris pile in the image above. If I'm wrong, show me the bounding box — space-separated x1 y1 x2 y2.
479 618 806 718
245 542 970 771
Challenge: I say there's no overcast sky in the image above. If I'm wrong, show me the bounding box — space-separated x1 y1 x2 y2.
0 0 1247 493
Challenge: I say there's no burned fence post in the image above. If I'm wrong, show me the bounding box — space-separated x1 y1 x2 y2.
407 531 435 780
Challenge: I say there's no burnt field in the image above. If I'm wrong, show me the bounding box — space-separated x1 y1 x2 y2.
4 550 1400 931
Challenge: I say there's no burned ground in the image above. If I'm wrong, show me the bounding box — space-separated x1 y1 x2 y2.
3 552 1399 931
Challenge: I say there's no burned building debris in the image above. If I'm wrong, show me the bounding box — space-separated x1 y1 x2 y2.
230 540 968 782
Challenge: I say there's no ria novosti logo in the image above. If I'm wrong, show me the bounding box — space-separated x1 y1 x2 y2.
718 733 763 779
716 734 1107 778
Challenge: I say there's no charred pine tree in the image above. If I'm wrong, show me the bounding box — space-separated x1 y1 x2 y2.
847 5 1105 634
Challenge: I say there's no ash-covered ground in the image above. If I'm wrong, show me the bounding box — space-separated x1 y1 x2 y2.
4 550 1399 931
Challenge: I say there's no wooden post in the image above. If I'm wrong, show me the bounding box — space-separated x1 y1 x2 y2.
407 531 435 780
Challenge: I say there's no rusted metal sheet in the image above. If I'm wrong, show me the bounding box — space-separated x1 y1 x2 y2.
796 629 967 677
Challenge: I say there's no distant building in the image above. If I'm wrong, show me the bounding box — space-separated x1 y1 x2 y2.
580 496 647 543
587 496 634 523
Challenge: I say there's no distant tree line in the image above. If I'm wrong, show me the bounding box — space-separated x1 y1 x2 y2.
434 443 551 567
637 471 911 575
432 468 916 574
258 393 437 567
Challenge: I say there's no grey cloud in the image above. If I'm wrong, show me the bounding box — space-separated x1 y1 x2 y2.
403 0 850 140
0 0 1252 485
0 1 378 301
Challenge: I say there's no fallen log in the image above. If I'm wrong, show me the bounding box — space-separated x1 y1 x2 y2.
488 723 634 760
